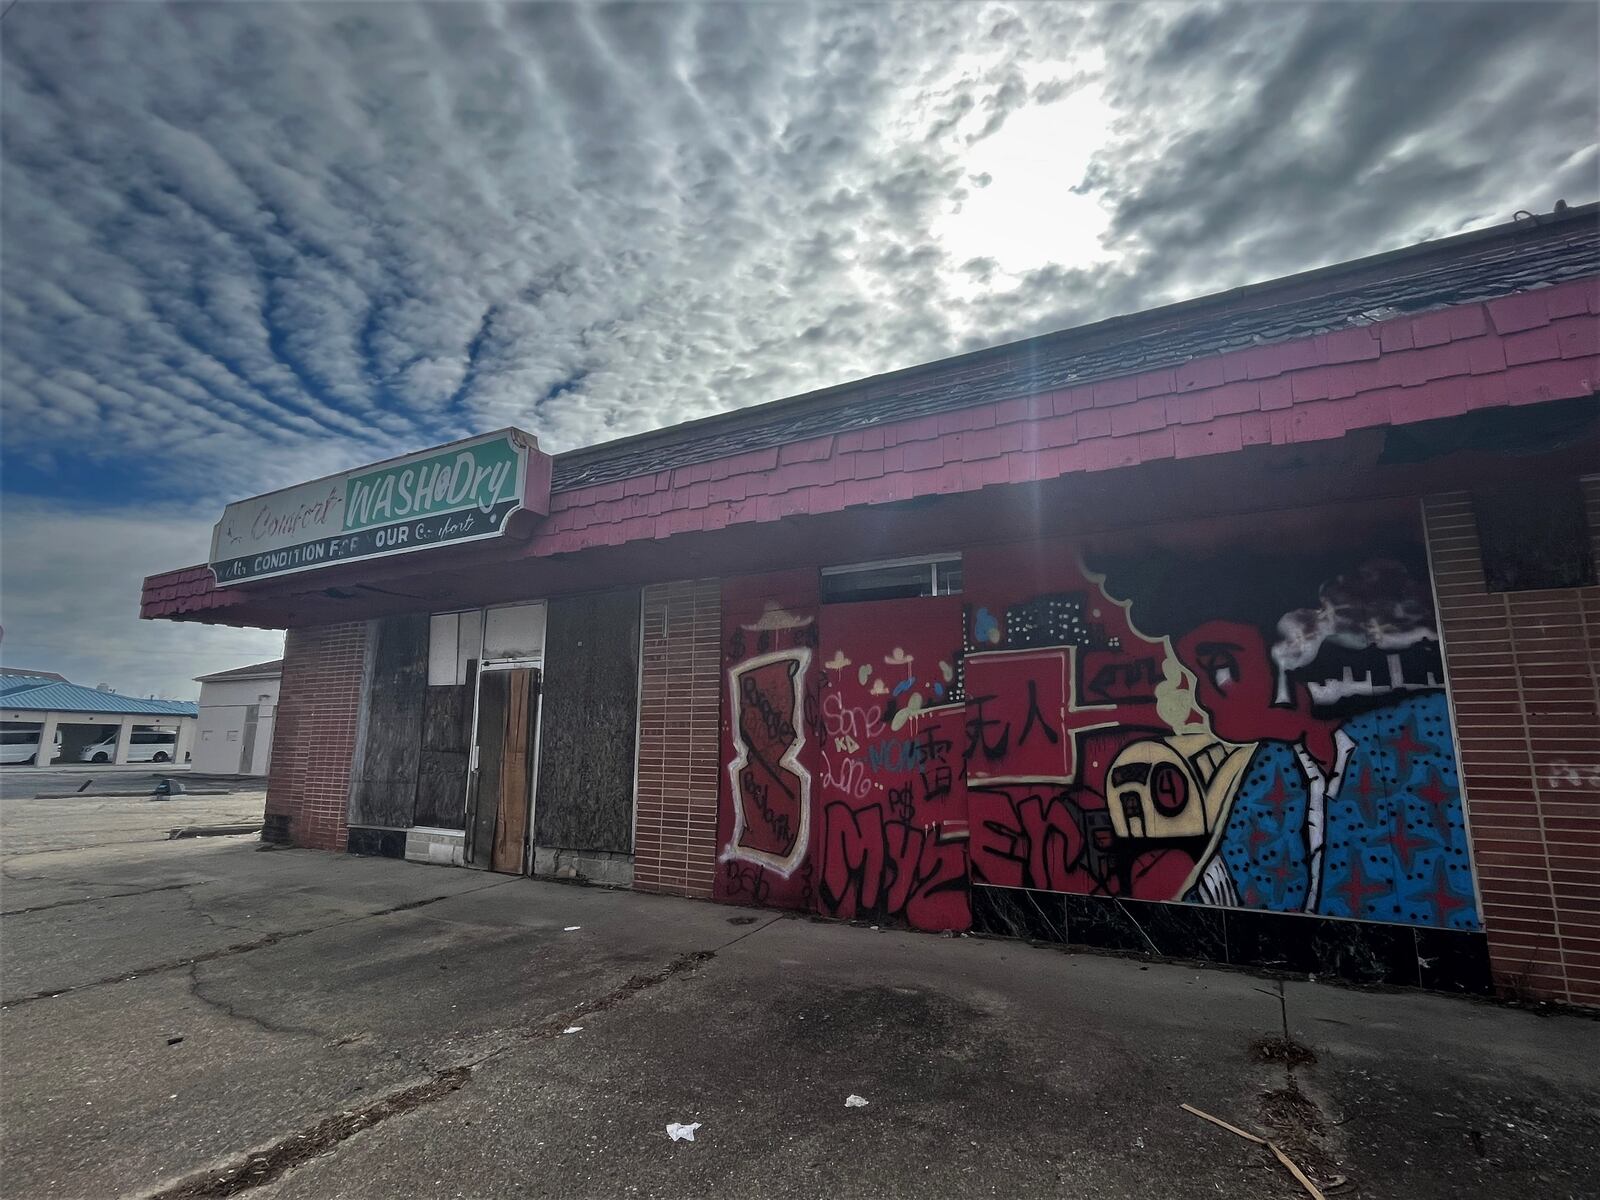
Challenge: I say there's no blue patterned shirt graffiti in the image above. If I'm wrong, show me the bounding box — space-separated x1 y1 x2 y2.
1189 691 1479 930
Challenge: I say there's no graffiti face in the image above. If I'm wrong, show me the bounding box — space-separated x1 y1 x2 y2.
1104 735 1252 840
716 542 1479 937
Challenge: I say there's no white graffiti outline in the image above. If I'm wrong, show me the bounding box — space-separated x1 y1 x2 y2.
723 646 813 878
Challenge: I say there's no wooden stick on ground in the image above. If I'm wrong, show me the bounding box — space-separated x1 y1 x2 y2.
1179 1103 1267 1145
1268 1141 1329 1200
1181 1103 1330 1200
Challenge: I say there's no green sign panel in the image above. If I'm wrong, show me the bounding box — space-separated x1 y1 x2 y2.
343 438 521 532
210 429 541 584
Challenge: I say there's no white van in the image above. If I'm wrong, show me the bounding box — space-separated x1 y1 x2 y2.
0 729 60 765
79 730 178 763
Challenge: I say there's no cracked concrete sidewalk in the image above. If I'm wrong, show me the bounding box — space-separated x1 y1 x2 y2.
2 793 1597 1199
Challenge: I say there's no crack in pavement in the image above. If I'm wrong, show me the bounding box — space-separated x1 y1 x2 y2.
0 879 521 1009
1 881 205 917
186 962 331 1041
137 914 787 1199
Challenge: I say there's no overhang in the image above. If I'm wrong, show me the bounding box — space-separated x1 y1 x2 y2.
143 205 1600 630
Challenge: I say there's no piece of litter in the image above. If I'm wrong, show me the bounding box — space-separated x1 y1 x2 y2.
845 1094 869 1108
666 1122 701 1142
1180 1102 1266 1145
564 925 581 932
562 1026 583 1035
1182 1103 1325 1200
1268 1142 1328 1200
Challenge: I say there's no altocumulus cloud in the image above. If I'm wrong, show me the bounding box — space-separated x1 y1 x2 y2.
1 1 1594 696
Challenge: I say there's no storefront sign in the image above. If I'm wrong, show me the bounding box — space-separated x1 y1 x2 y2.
210 429 550 584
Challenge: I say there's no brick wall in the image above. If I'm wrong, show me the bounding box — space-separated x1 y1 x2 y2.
264 621 369 852
1425 480 1600 1006
634 580 722 897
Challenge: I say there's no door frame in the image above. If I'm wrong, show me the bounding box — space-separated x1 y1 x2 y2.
465 656 544 873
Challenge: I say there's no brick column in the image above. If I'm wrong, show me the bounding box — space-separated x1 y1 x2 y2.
634 579 722 898
264 621 369 852
1424 485 1600 1006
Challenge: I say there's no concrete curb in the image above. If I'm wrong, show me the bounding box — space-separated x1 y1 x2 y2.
167 823 263 840
31 788 236 799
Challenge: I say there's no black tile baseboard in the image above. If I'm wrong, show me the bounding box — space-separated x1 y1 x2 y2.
970 886 1493 995
346 826 407 859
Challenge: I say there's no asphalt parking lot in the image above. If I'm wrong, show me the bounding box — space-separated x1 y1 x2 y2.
2 790 1596 1200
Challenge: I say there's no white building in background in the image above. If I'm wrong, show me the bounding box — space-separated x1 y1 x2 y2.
192 660 281 776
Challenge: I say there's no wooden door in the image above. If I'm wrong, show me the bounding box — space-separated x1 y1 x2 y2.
491 669 537 872
467 668 540 873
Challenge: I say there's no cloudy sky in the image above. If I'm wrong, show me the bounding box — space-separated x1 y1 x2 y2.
2 1 1596 699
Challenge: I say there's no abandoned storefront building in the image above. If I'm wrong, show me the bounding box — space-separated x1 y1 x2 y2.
143 205 1600 1006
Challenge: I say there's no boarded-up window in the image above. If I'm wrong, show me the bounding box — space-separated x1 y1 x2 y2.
533 590 640 856
348 613 429 828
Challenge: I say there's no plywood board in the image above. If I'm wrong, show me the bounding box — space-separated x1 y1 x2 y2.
533 590 641 856
466 669 506 868
413 671 475 828
349 614 428 828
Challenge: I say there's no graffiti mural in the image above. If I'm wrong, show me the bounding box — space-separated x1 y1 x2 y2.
715 530 1480 936
812 597 970 929
715 576 823 914
726 648 812 876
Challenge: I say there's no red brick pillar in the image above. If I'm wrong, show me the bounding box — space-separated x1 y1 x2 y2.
1424 485 1600 1006
633 579 722 897
263 621 369 852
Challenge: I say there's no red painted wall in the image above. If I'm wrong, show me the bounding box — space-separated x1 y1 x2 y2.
713 502 1482 941
714 570 822 913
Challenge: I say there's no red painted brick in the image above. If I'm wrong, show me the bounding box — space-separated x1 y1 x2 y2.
1134 369 1176 399
1174 356 1226 392
1091 375 1138 408
1207 381 1262 416
1322 325 1382 363
1074 408 1112 439
1547 278 1599 318
1258 377 1294 410
1379 319 1416 353
1448 305 1489 340
1411 310 1455 348
1238 411 1273 446
1555 315 1600 360
1109 396 1167 437
1486 291 1553 334
1165 393 1213 425
1463 335 1509 375
1503 325 1562 366
1051 385 1097 414
1503 356 1600 406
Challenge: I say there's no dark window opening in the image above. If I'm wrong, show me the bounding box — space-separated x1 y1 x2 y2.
821 556 962 604
1472 479 1594 593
